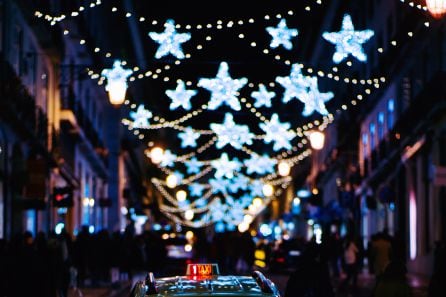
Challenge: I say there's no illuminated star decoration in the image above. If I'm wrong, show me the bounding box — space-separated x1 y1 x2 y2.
298 77 334 116
230 174 250 192
251 84 275 108
185 157 202 174
148 19 191 59
101 60 132 97
211 153 242 179
250 180 265 197
160 150 177 167
244 154 277 175
209 198 227 222
209 178 230 195
165 80 197 110
178 127 200 148
198 62 248 111
276 63 311 104
266 18 299 50
322 14 374 63
189 183 205 197
260 113 295 151
210 113 254 149
129 105 152 128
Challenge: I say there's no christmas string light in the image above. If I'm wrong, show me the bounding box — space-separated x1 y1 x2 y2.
34 0 102 25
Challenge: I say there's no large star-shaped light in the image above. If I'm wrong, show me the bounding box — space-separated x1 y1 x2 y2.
209 177 230 195
198 62 248 111
228 174 250 193
129 105 152 129
160 150 177 167
322 14 374 63
251 84 275 108
211 153 242 179
185 157 202 174
244 154 277 175
266 19 299 50
276 63 311 104
250 180 265 197
259 114 295 151
210 113 254 149
101 60 133 97
298 77 334 116
165 80 197 110
148 19 191 59
178 127 200 148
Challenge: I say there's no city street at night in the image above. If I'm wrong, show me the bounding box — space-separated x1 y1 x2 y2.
1 0 446 296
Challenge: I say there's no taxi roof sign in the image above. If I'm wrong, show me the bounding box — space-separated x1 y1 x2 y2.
186 263 220 276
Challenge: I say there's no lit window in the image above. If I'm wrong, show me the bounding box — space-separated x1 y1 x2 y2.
369 123 376 149
387 99 394 129
377 112 385 140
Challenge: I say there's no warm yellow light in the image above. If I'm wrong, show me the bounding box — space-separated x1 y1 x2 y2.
184 244 193 252
150 147 164 164
244 214 253 223
262 184 274 197
312 188 319 195
278 161 291 176
309 130 325 150
89 198 95 207
184 209 194 220
176 190 187 202
83 198 90 207
238 221 250 233
253 197 263 208
107 81 127 105
185 230 194 240
426 0 446 18
166 174 178 188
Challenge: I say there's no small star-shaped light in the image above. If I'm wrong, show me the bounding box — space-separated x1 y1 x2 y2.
250 180 265 197
165 80 197 110
148 19 191 59
244 154 277 175
229 174 250 193
210 113 254 149
178 127 200 148
322 14 374 63
185 157 202 174
160 150 177 167
211 153 242 179
209 198 227 222
129 105 152 128
209 178 230 195
298 77 334 116
251 84 275 108
260 114 295 151
266 18 299 50
101 60 133 99
276 63 311 104
198 62 248 111
189 183 205 197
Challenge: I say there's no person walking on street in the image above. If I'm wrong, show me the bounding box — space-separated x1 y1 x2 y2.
339 235 359 292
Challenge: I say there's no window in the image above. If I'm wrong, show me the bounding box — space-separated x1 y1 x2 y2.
377 111 385 140
387 99 395 129
362 132 369 158
369 122 376 149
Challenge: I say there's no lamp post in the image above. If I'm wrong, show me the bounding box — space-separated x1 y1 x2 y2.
426 0 446 18
101 60 133 106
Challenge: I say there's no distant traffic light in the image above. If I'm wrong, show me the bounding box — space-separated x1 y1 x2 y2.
52 187 73 208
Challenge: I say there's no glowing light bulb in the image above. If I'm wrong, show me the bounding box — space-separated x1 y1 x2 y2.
166 174 178 188
176 190 187 202
278 161 291 176
150 147 164 164
262 184 274 197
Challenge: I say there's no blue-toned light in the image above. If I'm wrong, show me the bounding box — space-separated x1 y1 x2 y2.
211 153 242 179
55 223 65 235
251 84 275 108
89 225 95 234
160 150 177 167
388 99 395 112
389 202 395 211
210 113 254 150
299 77 334 116
166 80 197 110
101 60 133 105
185 157 202 174
276 63 310 104
259 113 295 151
362 133 368 145
189 183 205 197
153 223 162 231
250 180 265 197
130 105 152 129
231 174 250 192
259 224 272 236
198 62 248 111
178 127 200 148
209 177 230 195
297 189 311 198
244 154 277 175
322 14 374 63
215 221 226 233
378 112 384 123
266 18 299 50
148 19 191 59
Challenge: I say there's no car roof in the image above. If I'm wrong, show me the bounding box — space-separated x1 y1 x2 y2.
137 274 280 297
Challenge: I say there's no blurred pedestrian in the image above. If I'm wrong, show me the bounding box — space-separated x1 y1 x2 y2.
372 260 411 297
284 242 335 297
339 234 359 292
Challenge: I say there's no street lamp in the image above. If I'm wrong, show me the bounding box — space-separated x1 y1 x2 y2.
308 130 325 150
426 0 446 18
101 60 132 106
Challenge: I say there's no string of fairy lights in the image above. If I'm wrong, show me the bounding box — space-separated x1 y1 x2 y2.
34 0 438 230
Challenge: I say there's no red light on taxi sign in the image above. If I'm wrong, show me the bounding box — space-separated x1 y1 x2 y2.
186 264 219 276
